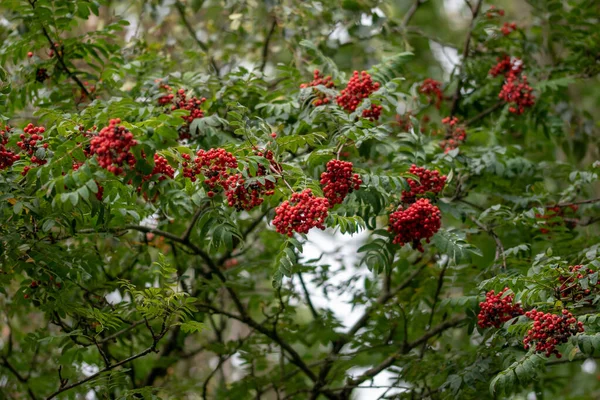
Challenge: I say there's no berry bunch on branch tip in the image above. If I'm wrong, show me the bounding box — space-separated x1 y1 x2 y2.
223 149 278 211
501 22 517 36
0 127 20 170
17 123 49 176
157 84 206 140
336 70 382 121
183 148 238 189
402 165 446 203
320 159 362 207
489 55 523 78
477 288 524 328
419 78 443 109
523 309 584 358
300 69 336 106
388 198 441 252
557 264 598 302
89 119 137 176
273 189 329 237
72 162 104 201
145 154 175 181
440 116 466 153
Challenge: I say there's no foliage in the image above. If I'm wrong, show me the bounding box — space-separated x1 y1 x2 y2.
1 0 600 399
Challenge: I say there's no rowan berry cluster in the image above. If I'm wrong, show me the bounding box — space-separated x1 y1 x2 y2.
477 288 524 328
17 123 49 175
336 71 382 121
145 154 175 181
402 165 446 202
72 162 104 201
35 68 49 83
558 265 598 302
395 113 413 132
388 198 441 252
499 74 535 114
223 149 278 211
419 78 443 109
273 189 329 237
160 86 207 140
0 127 20 170
489 56 535 114
501 22 517 36
183 148 238 190
523 309 584 357
485 5 505 19
300 69 336 106
535 204 578 234
440 116 467 153
489 55 523 78
89 119 137 175
320 160 362 207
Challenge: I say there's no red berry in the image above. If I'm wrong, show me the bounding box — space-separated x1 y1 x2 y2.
27 51 33 58
419 79 443 109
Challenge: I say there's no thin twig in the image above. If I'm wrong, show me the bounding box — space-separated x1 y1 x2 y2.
260 19 278 73
297 272 319 319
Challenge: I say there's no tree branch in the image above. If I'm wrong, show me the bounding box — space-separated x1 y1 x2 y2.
260 19 278 73
0 357 38 400
449 0 482 116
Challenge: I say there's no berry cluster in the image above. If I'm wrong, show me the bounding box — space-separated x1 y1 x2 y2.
273 189 329 237
300 69 336 106
183 148 238 190
72 162 104 201
501 22 517 36
499 74 535 114
477 288 524 328
223 149 278 211
535 204 578 234
419 79 443 109
89 119 137 175
145 154 175 181
320 160 362 207
558 265 598 302
388 198 441 252
0 127 19 170
485 5 505 19
402 165 446 202
440 116 467 153
158 85 206 140
35 68 49 83
489 55 523 78
336 71 382 121
523 309 584 357
395 113 414 132
17 123 48 175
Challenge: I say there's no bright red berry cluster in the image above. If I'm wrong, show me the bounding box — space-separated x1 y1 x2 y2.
89 119 137 175
440 116 467 153
558 265 598 302
158 85 206 140
145 154 175 181
402 165 446 202
523 309 584 358
223 149 278 211
419 79 443 109
0 127 20 170
273 189 329 237
535 204 578 234
300 69 336 106
183 148 238 189
17 123 48 175
336 71 382 121
320 160 362 207
500 22 517 36
388 198 441 252
485 5 505 19
477 288 524 328
489 55 523 78
499 74 535 114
